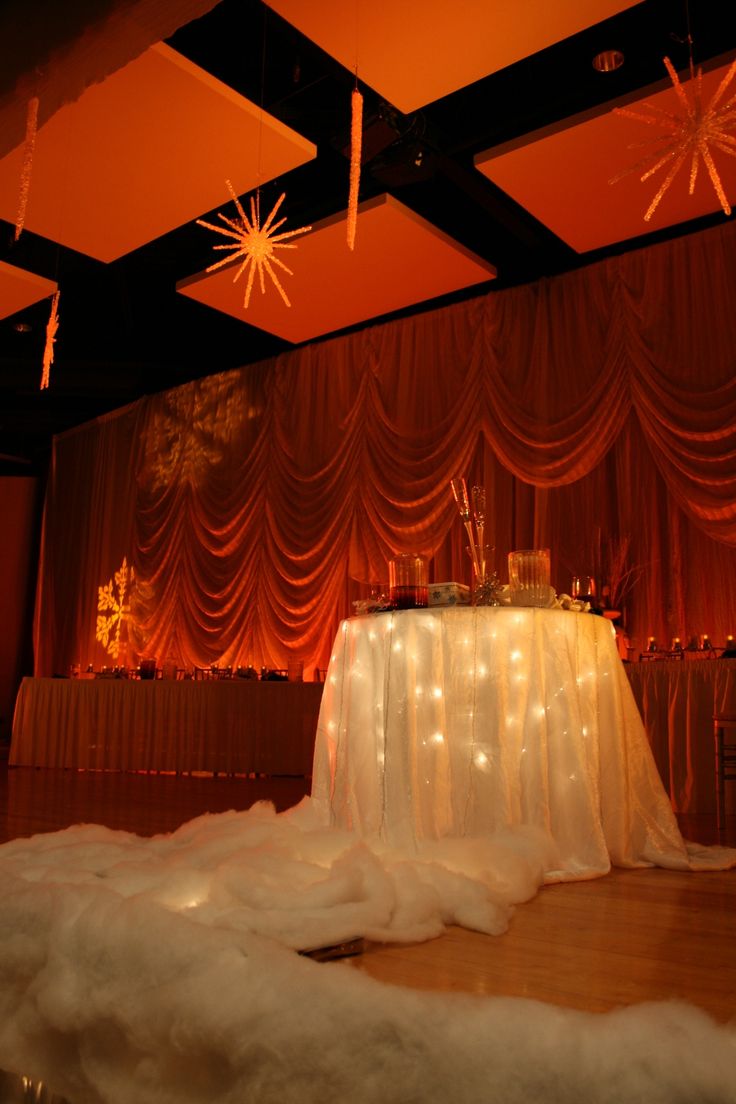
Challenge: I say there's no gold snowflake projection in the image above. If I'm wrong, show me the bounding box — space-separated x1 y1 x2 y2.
197 180 311 308
611 56 736 221
143 375 260 491
96 557 134 660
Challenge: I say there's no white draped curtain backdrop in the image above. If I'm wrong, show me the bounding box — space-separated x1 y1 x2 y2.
33 219 736 681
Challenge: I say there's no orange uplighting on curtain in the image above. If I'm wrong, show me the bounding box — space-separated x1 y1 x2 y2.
40 290 60 390
31 220 736 707
347 85 363 250
14 95 39 241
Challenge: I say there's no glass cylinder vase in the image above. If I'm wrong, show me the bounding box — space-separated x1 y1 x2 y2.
388 553 429 610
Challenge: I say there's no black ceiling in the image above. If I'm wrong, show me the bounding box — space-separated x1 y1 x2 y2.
1 0 735 474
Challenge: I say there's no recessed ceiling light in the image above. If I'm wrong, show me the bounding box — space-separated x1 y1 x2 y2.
592 49 624 73
13 321 32 333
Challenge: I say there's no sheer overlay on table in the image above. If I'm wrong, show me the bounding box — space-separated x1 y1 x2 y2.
3 614 735 1104
311 607 736 881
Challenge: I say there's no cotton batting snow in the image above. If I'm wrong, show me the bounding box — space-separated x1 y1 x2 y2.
1 800 734 1103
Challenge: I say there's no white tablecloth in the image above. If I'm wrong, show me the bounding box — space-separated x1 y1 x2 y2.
11 677 323 775
312 607 731 880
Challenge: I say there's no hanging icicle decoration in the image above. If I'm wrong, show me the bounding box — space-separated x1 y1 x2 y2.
15 96 40 241
347 83 363 250
41 290 60 390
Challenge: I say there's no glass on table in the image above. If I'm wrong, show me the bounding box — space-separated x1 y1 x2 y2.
368 582 389 605
161 658 178 680
571 575 597 604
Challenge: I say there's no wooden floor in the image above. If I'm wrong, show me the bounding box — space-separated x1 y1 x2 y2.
2 765 734 1024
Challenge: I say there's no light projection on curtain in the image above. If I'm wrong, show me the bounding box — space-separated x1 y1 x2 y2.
142 374 259 491
96 557 134 662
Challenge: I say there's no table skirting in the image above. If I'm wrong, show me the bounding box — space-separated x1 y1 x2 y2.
311 608 734 880
626 659 736 815
2 620 736 1104
10 677 323 775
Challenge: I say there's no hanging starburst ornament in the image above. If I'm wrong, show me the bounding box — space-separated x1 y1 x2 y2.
611 55 736 221
197 181 311 308
40 289 59 390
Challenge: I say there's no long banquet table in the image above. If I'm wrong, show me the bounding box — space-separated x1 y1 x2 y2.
311 606 721 880
626 658 736 816
10 677 324 776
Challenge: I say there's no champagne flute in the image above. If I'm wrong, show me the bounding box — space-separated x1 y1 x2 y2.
450 477 480 575
450 477 470 520
471 485 486 576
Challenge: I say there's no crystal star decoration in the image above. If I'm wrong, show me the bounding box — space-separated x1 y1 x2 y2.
40 289 59 390
611 56 736 221
197 181 311 308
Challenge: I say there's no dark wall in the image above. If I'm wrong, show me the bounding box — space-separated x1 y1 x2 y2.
0 476 40 745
